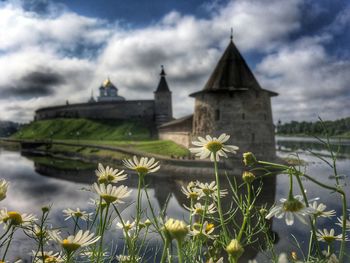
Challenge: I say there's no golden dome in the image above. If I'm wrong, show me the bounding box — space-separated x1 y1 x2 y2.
102 78 112 88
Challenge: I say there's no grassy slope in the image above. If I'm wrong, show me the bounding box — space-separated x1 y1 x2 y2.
12 118 151 140
11 118 190 157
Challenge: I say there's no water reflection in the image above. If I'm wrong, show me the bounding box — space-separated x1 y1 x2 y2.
0 137 349 262
277 136 350 158
0 149 277 262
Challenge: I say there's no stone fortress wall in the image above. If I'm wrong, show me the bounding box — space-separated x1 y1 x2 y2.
35 100 156 122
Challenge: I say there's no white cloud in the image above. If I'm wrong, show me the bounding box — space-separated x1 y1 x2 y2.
0 0 348 124
257 36 350 122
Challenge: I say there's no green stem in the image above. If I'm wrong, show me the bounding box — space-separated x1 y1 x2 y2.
288 173 293 199
143 178 165 242
73 217 79 234
293 171 321 257
112 204 133 254
160 238 170 263
2 226 15 261
0 226 11 243
97 204 109 262
176 239 183 263
136 174 143 231
237 183 251 242
189 198 193 225
213 156 229 242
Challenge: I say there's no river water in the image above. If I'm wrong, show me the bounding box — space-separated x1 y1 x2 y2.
0 137 349 262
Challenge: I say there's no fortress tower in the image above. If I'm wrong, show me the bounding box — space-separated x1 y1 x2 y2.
154 66 173 126
189 38 278 158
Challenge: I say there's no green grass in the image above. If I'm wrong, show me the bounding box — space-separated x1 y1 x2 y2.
12 118 152 141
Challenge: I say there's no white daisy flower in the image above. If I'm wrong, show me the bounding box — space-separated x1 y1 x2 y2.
0 179 9 201
0 208 37 228
208 257 224 263
196 181 228 200
190 134 239 161
32 250 64 262
63 208 92 221
310 201 336 218
116 220 136 235
189 221 216 239
336 215 350 230
123 156 160 175
265 195 315 225
184 202 216 216
93 183 131 204
181 181 202 200
116 254 141 262
316 228 346 243
50 230 100 255
95 163 128 184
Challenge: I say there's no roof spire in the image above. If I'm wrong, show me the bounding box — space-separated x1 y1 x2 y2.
160 65 166 76
230 28 233 41
155 65 170 93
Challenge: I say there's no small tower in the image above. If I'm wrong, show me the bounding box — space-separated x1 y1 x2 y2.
88 89 96 103
98 77 125 102
154 66 173 126
189 35 278 158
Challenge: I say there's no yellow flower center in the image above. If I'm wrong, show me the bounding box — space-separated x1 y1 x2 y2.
6 211 23 225
97 177 108 184
202 188 215 195
101 194 117 204
194 207 204 214
74 211 83 218
124 224 133 231
189 192 199 199
44 255 59 263
205 141 223 153
322 235 336 243
62 239 81 252
283 199 304 212
35 230 45 238
135 166 149 174
205 223 214 233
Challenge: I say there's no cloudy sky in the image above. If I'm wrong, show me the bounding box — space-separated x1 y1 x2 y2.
0 0 349 123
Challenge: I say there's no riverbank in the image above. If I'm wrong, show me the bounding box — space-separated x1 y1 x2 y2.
0 139 246 177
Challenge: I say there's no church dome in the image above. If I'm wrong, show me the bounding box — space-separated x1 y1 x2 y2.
102 78 117 89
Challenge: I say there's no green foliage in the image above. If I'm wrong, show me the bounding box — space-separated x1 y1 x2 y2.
276 117 350 137
12 118 151 141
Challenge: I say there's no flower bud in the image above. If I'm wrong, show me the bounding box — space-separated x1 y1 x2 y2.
0 179 9 202
164 218 188 241
259 208 268 217
242 171 255 183
226 239 244 259
243 152 257 167
144 219 152 227
41 206 50 214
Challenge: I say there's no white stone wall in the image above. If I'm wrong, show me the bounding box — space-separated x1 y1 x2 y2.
159 131 191 148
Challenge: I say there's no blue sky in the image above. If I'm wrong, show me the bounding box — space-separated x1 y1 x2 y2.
0 0 349 123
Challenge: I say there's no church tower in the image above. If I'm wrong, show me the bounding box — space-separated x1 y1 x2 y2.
154 66 173 126
190 37 278 158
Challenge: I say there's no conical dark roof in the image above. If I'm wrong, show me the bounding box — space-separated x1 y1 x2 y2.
190 40 277 97
155 66 170 93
